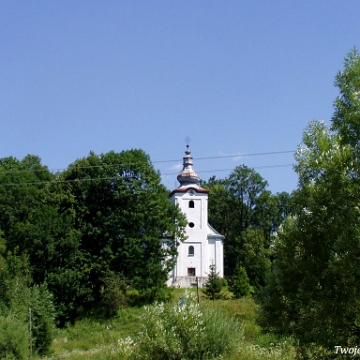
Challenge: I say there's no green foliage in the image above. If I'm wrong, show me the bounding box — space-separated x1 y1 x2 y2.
257 49 360 358
0 247 55 356
202 264 224 300
332 47 360 150
231 265 254 298
39 295 295 360
99 272 130 316
57 149 186 317
128 291 242 359
239 229 271 292
203 168 292 288
0 251 31 319
0 315 29 360
29 284 56 355
0 150 186 324
0 155 83 324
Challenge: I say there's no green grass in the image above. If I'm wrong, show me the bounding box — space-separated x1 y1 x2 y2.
36 289 295 360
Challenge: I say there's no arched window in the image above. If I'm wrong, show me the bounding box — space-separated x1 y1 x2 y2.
189 200 194 208
188 246 194 256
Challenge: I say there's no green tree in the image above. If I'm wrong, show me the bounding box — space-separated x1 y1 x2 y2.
0 150 186 323
258 49 360 358
239 229 271 291
60 149 186 307
230 265 253 298
202 264 223 300
0 241 55 356
204 167 277 288
0 155 83 324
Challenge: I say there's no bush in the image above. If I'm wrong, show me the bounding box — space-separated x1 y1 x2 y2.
0 315 29 360
0 251 55 356
100 273 129 317
30 284 56 355
231 266 254 298
123 290 243 359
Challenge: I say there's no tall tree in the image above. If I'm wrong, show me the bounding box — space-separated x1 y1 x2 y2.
0 155 82 323
258 50 360 358
60 149 186 306
204 166 278 288
0 150 186 322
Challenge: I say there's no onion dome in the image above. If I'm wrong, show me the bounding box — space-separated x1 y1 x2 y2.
177 145 200 186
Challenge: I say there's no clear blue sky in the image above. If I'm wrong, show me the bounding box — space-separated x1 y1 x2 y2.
1 1 359 194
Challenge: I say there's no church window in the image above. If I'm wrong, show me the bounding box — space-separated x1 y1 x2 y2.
189 222 194 228
189 200 194 208
188 267 196 276
188 246 194 256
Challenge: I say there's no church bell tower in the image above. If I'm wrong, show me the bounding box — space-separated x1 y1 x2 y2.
167 145 224 288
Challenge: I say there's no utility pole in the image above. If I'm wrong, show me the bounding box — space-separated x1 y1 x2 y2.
196 277 200 305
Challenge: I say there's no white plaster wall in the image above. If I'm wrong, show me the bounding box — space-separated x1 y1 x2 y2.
176 242 202 277
167 188 224 287
206 238 224 278
216 238 224 277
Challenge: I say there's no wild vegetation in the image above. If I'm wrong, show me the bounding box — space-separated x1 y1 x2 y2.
257 49 360 359
33 289 295 360
0 150 187 323
1 49 360 359
201 167 295 290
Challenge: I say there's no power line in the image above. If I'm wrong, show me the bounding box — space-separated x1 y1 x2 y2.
0 163 294 187
0 150 296 175
195 150 295 161
162 163 294 176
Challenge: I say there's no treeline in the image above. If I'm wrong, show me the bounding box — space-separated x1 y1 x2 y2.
0 149 187 329
0 148 293 357
3 49 360 359
0 148 296 356
202 167 295 293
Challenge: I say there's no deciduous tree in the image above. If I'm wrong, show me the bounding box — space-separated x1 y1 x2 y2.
204 167 281 290
60 149 186 307
258 49 360 358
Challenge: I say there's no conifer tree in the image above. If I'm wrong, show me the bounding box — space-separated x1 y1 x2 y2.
202 264 223 300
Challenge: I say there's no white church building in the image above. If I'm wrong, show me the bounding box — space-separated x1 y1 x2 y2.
167 146 224 288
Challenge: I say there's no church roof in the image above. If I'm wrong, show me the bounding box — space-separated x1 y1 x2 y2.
170 145 209 196
177 145 200 186
207 223 225 239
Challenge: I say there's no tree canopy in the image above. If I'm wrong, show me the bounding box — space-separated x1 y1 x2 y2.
257 49 360 358
0 149 186 323
202 166 293 292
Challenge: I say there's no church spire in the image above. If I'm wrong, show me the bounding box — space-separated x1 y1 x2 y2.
177 145 200 186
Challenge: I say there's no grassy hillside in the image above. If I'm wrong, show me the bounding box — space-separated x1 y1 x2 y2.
36 289 295 360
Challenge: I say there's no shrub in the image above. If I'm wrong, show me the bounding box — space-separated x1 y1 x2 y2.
100 273 129 316
29 283 56 355
0 315 29 360
0 251 55 356
231 265 254 298
133 290 242 359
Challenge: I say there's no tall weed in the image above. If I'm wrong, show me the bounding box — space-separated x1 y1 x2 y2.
113 290 242 359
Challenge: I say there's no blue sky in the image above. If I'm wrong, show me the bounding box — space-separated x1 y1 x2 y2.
1 1 359 194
